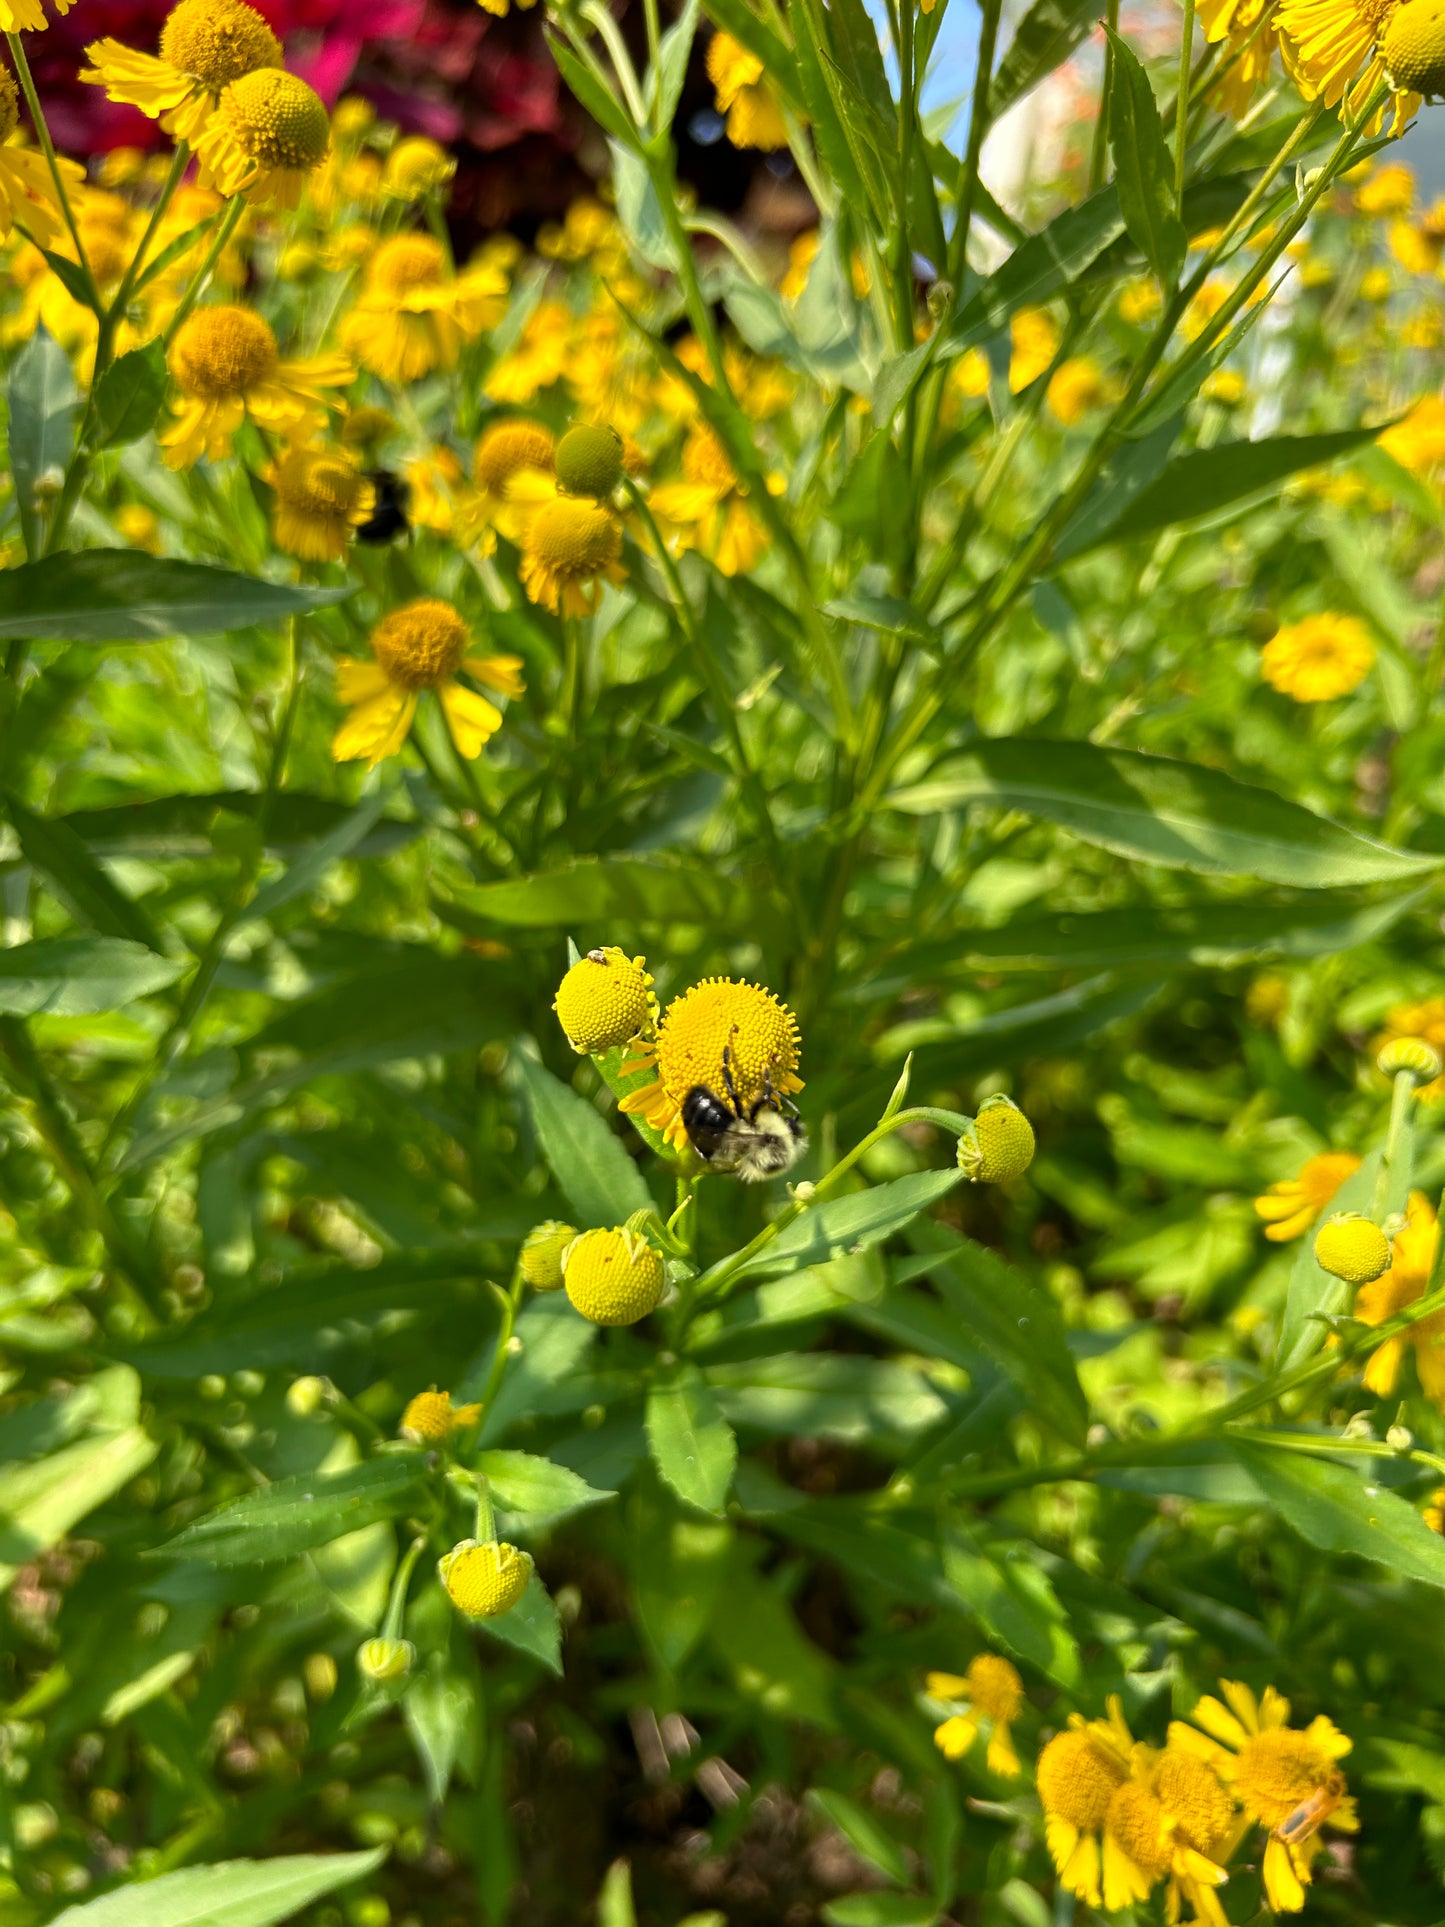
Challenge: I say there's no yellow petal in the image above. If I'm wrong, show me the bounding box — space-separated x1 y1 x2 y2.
1263 1836 1307 1913
331 687 415 767
1189 1693 1251 1751
440 681 503 759
465 652 525 698
336 657 392 704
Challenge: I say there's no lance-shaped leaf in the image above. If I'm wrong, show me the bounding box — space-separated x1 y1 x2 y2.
1105 27 1186 288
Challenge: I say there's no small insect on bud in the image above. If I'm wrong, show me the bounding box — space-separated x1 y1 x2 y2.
553 946 653 1054
555 422 625 499
519 1220 577 1292
1378 1036 1443 1082
1314 1212 1392 1285
957 1095 1036 1184
439 1539 533 1619
286 1375 328 1417
357 1637 415 1682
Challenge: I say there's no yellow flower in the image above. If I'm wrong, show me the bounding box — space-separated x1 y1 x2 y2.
487 299 572 402
1202 367 1248 404
1381 0 1445 98
1198 0 1284 113
81 0 281 145
1375 998 1445 1098
468 418 556 541
1358 160 1417 213
519 496 623 616
1170 1681 1356 1914
0 0 71 40
475 0 537 20
1276 0 1421 129
1425 1482 1445 1532
382 135 456 201
1254 1150 1360 1240
1355 1189 1445 1404
1380 393 1445 476
1045 355 1112 425
926 1654 1024 1776
1147 1747 1238 1927
1119 277 1164 324
114 503 161 553
1036 1700 1135 1908
159 304 353 469
555 946 654 1055
562 1226 665 1326
339 233 506 384
957 1096 1036 1184
650 427 769 576
1260 612 1374 701
1009 307 1060 390
519 1220 577 1293
399 1387 481 1442
439 1539 533 1618
619 977 803 1154
0 66 83 247
332 596 523 769
706 32 789 149
195 68 331 210
265 444 374 563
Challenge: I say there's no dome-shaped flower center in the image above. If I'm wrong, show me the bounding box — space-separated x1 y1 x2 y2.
276 452 367 517
964 1654 1023 1723
655 978 800 1114
170 304 279 399
683 427 739 492
1382 0 1445 89
1036 1731 1124 1831
475 419 555 493
0 69 19 145
1152 1750 1233 1855
369 233 447 299
1105 1783 1173 1879
370 598 469 691
222 68 330 169
1234 1730 1338 1828
555 947 651 1054
526 497 621 576
160 0 281 90
77 221 131 288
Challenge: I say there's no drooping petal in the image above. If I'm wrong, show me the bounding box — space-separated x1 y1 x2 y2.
439 681 503 759
336 658 393 705
331 687 416 767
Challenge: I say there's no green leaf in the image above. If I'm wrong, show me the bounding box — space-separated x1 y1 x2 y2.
244 792 389 925
545 31 641 146
0 937 182 1015
808 1791 909 1886
0 550 350 641
439 853 775 932
884 739 1439 886
36 246 100 313
46 1850 388 1927
6 326 78 560
475 1449 615 1526
823 1899 938 1927
942 1534 1080 1682
93 341 168 448
707 1537 837 1727
729 1170 963 1283
705 1353 948 1444
477 1570 563 1674
1062 427 1382 556
610 142 677 271
403 1645 477 1806
3 789 162 950
1052 413 1183 560
899 1234 1089 1445
630 1492 732 1668
156 1457 427 1565
1104 28 1186 288
947 190 1124 349
991 0 1101 118
598 1862 637 1927
510 1044 652 1227
0 1428 157 1591
646 1363 738 1514
1233 1441 1445 1588
654 0 700 125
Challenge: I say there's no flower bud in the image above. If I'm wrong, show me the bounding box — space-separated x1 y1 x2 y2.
1387 1423 1414 1451
287 1375 328 1417
562 1225 665 1326
555 422 624 499
957 1095 1036 1184
439 1538 533 1618
1378 1036 1443 1082
554 946 652 1054
1314 1212 1392 1284
399 1387 481 1442
357 1637 415 1682
519 1220 577 1292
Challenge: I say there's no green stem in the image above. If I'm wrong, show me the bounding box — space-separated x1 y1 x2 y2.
1175 0 1196 210
379 1535 427 1640
946 0 1001 290
5 33 95 301
163 196 246 349
474 1476 497 1545
99 139 190 375
1374 1067 1416 1220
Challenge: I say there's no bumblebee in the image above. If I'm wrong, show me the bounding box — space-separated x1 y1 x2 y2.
356 469 410 545
681 1048 806 1183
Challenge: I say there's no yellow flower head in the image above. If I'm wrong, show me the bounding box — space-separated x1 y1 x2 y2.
339 233 506 384
82 0 281 144
556 422 625 499
115 503 162 553
196 67 331 209
1254 1150 1360 1240
0 0 73 42
1046 355 1111 425
648 426 771 578
1170 1682 1355 1915
562 1226 665 1326
705 31 789 149
619 977 803 1153
400 1387 481 1442
927 1654 1024 1776
1010 306 1061 390
1379 1035 1444 1081
958 1096 1036 1184
1197 0 1284 113
0 69 83 246
554 946 654 1055
1314 1212 1391 1283
357 1635 414 1681
1375 998 1445 1098
1276 0 1420 129
1356 1190 1445 1406
383 135 456 201
1260 613 1374 701
266 444 374 562
475 418 556 496
1355 159 1416 213
341 403 398 450
519 1220 578 1293
439 1539 533 1618
1380 394 1445 476
1036 1703 1134 1910
332 596 523 769
519 496 623 616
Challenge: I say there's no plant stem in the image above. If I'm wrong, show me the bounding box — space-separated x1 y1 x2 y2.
946 0 1001 291
1175 0 1197 210
163 195 246 349
5 32 95 300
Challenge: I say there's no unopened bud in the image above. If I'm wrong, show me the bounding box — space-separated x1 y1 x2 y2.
1378 1036 1443 1082
357 1637 415 1682
1387 1423 1414 1451
287 1375 328 1417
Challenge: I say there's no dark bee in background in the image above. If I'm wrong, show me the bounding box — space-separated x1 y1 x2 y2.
681 1047 806 1182
357 470 410 544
